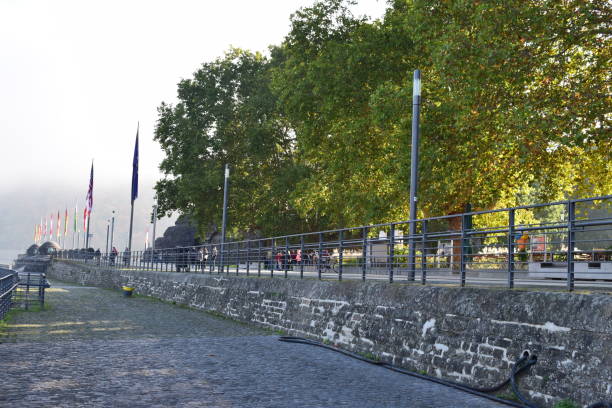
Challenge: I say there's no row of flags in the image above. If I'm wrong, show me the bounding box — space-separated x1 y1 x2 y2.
34 207 80 243
33 126 139 249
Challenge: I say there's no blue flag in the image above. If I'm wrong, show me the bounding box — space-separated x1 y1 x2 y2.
131 124 139 202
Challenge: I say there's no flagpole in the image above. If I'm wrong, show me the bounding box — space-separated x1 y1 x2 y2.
128 199 134 252
85 214 91 248
128 123 139 256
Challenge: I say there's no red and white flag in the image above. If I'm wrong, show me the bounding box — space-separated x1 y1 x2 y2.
83 208 88 232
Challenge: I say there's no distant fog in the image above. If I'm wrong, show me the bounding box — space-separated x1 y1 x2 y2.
0 181 176 252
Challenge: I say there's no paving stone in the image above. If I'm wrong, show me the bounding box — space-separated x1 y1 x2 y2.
0 280 503 407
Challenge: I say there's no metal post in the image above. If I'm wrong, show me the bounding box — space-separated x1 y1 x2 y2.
109 213 115 253
508 209 515 289
105 222 110 256
220 164 230 275
362 227 368 281
285 237 289 278
234 243 238 275
271 241 275 278
408 69 421 282
318 233 323 280
257 240 262 277
389 224 395 283
246 240 250 276
421 220 428 285
338 230 343 281
85 214 91 248
460 214 467 287
128 200 135 257
300 235 304 279
567 201 575 292
152 204 158 253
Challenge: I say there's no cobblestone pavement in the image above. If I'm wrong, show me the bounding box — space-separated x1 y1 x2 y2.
0 280 504 407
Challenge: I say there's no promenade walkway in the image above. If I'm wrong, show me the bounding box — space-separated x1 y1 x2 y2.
0 280 503 407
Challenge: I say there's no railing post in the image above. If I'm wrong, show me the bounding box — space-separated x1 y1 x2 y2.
362 226 368 281
300 235 304 279
271 241 275 278
507 209 515 289
421 220 427 285
236 242 240 275
338 230 343 281
226 243 230 275
389 224 395 283
246 240 250 276
460 214 467 287
318 233 323 280
285 237 289 278
408 219 416 282
567 201 575 292
257 240 262 277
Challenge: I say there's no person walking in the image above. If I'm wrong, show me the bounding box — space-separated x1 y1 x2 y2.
110 246 118 266
123 247 130 267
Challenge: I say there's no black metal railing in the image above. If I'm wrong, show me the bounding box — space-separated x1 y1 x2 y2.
57 195 612 291
0 267 19 320
12 271 49 310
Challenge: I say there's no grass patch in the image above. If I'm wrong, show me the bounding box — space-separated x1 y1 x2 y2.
496 392 520 403
553 399 579 408
0 303 50 338
357 351 380 361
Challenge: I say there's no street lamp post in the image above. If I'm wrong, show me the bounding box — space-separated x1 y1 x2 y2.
408 69 421 281
220 164 230 273
105 220 110 255
109 211 115 253
151 204 158 252
151 203 158 269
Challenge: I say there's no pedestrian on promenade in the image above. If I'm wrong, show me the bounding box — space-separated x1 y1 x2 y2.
110 246 118 266
517 233 530 265
123 247 130 267
197 247 205 272
275 251 282 271
95 249 101 266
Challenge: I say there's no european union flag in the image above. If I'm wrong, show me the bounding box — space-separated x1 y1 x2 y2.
131 124 139 202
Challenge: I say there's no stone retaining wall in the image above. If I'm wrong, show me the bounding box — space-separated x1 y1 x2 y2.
48 260 611 407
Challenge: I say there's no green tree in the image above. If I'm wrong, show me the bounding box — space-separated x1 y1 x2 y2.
154 49 306 238
271 0 611 230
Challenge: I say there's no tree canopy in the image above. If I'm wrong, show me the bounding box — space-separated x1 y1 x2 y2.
154 0 611 238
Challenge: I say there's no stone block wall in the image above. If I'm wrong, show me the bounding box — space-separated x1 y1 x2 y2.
48 260 611 406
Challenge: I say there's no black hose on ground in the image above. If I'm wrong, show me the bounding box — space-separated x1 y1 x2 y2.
279 336 534 407
279 336 612 408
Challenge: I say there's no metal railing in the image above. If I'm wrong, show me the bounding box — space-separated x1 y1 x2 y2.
12 271 49 310
57 195 612 291
0 268 19 320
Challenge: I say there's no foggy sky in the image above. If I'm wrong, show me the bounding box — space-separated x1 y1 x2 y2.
0 0 386 251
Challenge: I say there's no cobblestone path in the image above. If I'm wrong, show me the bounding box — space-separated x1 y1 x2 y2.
0 281 503 407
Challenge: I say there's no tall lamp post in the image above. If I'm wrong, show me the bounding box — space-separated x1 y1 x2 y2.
219 164 230 273
151 203 158 252
105 219 110 255
408 69 421 281
109 211 116 252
